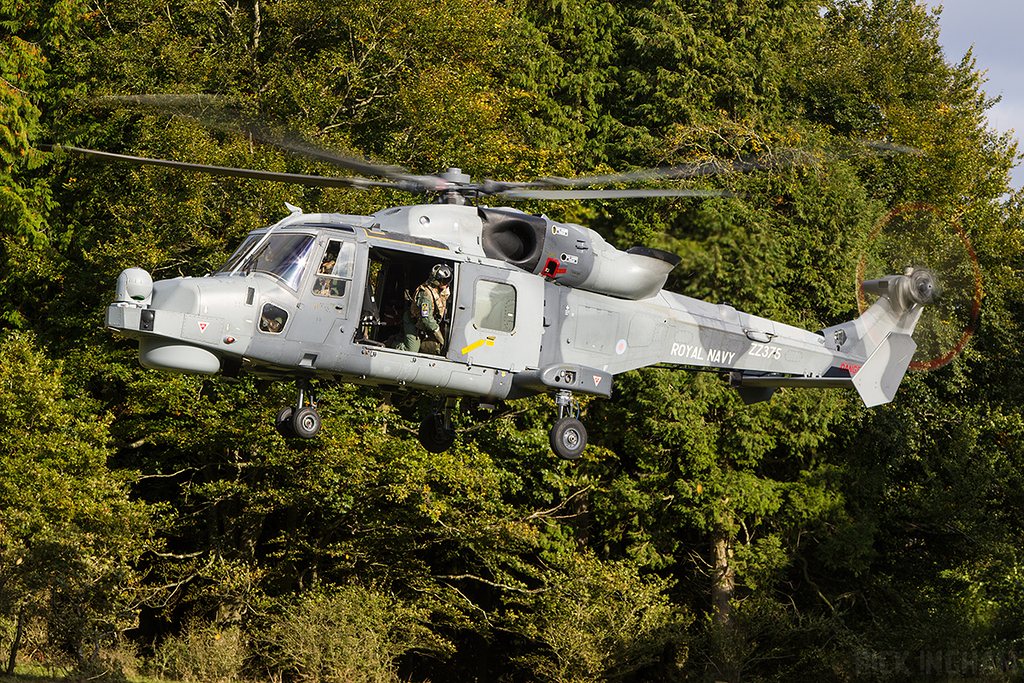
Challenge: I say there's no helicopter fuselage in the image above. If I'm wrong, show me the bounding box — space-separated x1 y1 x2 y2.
106 202 933 453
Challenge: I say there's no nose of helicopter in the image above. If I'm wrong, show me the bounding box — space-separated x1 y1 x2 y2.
108 268 254 375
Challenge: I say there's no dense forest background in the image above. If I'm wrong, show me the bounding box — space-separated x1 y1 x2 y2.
3 0 1024 680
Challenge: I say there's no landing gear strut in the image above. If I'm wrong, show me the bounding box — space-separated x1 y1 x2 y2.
275 379 322 439
417 396 458 453
550 390 587 460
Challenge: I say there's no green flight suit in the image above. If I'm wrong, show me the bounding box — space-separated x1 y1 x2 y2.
394 283 448 353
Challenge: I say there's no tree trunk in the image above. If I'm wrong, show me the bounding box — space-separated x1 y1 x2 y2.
710 525 735 628
7 608 24 674
710 523 740 683
571 488 590 551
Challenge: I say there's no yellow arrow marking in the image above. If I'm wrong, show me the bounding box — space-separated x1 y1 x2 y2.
461 337 496 355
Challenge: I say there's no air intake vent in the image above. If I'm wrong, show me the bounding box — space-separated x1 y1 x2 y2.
479 208 546 271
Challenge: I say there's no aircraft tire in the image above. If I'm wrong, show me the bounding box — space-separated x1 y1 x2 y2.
550 417 587 460
418 413 456 453
292 406 322 439
275 406 296 438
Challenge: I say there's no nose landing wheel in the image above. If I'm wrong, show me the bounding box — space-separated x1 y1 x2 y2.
275 380 322 439
549 390 587 460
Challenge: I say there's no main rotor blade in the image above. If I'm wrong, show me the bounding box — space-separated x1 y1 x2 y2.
854 139 926 157
240 127 442 187
41 144 402 190
515 157 785 192
499 188 736 200
92 93 432 186
527 168 702 188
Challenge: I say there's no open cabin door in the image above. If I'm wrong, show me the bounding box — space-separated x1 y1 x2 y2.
448 264 543 372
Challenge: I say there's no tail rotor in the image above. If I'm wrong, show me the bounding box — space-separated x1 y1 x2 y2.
856 203 983 371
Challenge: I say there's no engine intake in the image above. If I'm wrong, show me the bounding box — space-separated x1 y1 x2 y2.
479 207 681 300
479 208 546 271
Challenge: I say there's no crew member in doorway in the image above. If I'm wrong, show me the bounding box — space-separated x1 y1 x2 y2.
394 264 452 354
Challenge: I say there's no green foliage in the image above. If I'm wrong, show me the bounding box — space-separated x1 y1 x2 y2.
0 332 154 666
4 0 1024 680
150 622 246 683
0 0 89 327
70 654 131 683
262 585 444 683
511 0 823 168
508 552 691 683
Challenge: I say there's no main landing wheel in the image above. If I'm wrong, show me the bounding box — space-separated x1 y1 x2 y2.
418 413 456 453
291 406 322 439
550 417 587 460
275 406 295 438
275 379 322 440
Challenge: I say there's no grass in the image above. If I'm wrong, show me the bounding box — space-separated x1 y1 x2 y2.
0 664 64 683
0 664 168 683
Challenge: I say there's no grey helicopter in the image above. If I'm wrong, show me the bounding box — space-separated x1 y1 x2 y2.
48 136 940 459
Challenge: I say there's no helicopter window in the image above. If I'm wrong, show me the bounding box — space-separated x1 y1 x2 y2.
219 234 262 273
312 240 356 298
259 302 288 334
473 280 516 333
219 233 316 291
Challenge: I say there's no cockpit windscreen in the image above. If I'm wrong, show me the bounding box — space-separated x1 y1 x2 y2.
216 233 316 291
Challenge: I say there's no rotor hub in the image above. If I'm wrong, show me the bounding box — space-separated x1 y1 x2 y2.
903 268 941 306
861 268 942 311
438 167 472 186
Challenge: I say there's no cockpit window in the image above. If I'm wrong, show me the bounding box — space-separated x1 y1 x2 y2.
474 280 516 332
217 233 316 291
219 235 261 274
312 240 356 298
259 303 288 334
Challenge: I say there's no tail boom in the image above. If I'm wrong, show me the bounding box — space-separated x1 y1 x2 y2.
649 271 934 407
537 269 934 408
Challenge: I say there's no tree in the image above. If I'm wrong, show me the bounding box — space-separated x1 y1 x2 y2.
511 0 822 169
0 332 154 671
0 0 89 328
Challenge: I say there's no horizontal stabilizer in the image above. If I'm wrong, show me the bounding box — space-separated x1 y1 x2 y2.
728 372 853 404
851 332 917 407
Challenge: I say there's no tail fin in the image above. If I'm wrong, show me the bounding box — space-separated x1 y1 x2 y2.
822 270 934 360
822 269 937 406
729 270 937 407
850 332 917 406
